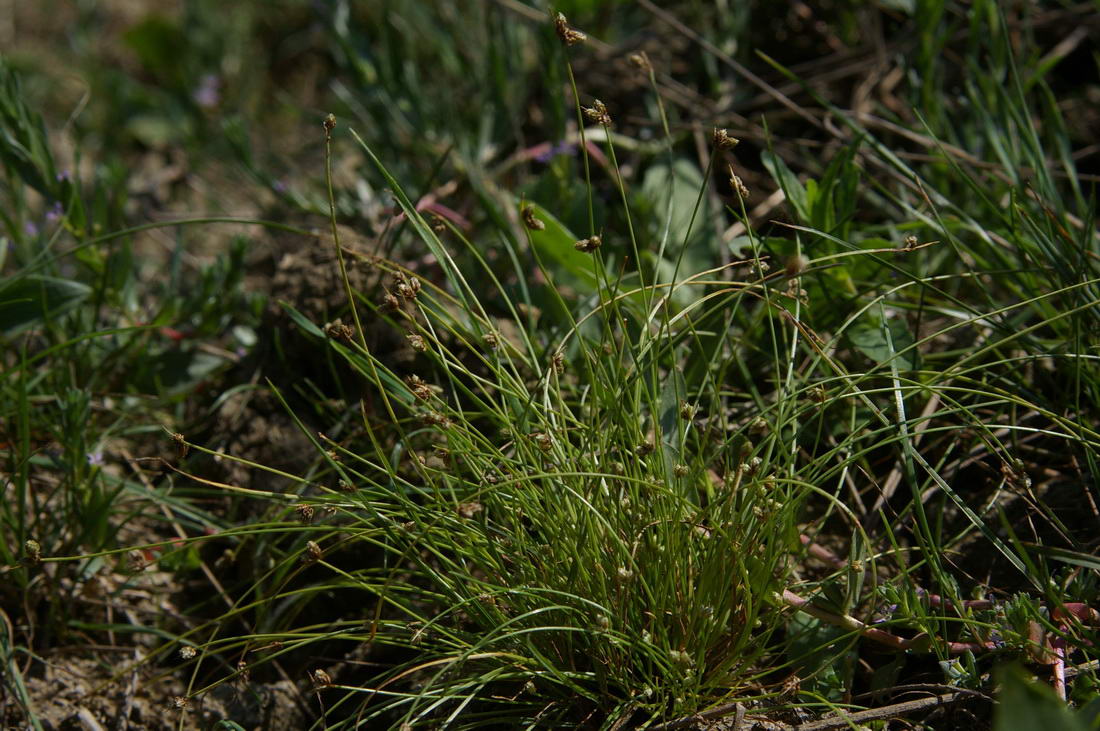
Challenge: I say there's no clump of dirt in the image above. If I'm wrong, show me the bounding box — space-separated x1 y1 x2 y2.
3 223 421 730
2 554 311 730
8 652 307 730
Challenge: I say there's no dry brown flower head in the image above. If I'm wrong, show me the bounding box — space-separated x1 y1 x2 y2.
574 235 601 253
324 319 355 342
713 128 740 150
628 51 653 73
554 12 586 46
583 99 612 127
406 374 433 401
457 502 484 519
728 165 750 199
522 204 545 231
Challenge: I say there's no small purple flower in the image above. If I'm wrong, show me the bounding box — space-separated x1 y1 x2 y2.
871 603 898 624
56 170 71 182
46 201 64 223
272 178 288 193
193 74 221 108
86 451 105 467
534 140 576 164
23 220 39 236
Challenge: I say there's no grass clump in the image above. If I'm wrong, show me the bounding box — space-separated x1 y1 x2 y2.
3 2 1100 730
259 106 806 724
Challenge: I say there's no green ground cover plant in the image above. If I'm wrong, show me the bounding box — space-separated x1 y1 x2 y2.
2 1 1099 729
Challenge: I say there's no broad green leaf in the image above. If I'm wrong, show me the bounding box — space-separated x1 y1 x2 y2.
0 275 92 335
641 158 709 258
639 158 718 309
517 200 599 292
994 665 1090 731
848 312 920 371
657 365 687 482
761 150 809 221
785 611 856 702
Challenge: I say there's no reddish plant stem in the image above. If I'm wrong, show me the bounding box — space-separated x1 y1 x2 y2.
794 533 1099 687
781 589 999 655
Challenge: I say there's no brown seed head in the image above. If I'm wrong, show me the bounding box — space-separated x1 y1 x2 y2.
574 235 601 253
171 432 189 460
305 540 323 562
324 319 355 342
553 12 586 46
713 128 740 150
24 539 41 565
129 550 150 572
406 333 427 352
583 99 612 127
312 668 333 687
395 274 421 300
422 411 452 429
382 292 400 311
457 502 484 519
531 431 553 452
405 374 433 401
785 254 809 277
522 204 545 231
628 51 653 73
323 114 336 132
785 280 808 304
295 504 315 523
728 166 750 200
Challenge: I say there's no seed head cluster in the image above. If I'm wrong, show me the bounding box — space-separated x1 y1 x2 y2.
583 99 612 127
713 128 739 149
324 319 354 342
574 235 601 253
553 13 586 46
394 274 421 300
628 51 653 73
406 374 433 401
728 165 750 200
522 204 545 231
